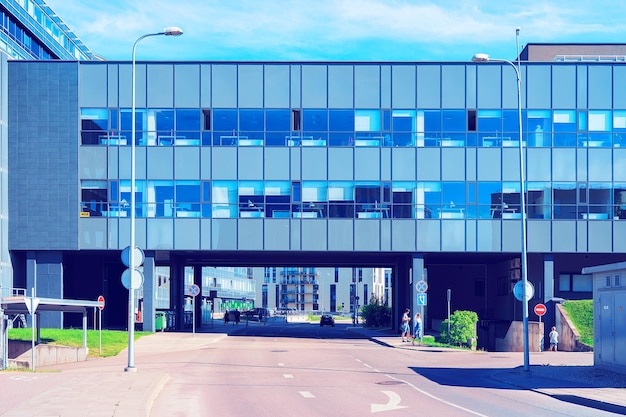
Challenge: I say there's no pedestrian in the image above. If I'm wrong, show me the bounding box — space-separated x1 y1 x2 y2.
234 309 241 325
549 326 559 351
400 308 411 342
224 310 230 325
412 312 422 346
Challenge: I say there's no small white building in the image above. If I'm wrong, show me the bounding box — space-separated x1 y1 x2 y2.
581 262 626 374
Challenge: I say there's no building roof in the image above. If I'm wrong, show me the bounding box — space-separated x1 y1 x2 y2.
520 43 626 62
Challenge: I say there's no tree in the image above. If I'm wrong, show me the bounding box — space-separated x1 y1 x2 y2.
440 310 478 347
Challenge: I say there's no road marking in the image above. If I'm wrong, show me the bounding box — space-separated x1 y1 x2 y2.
278 362 284 367
384 374 489 417
283 374 294 379
371 391 408 413
299 391 315 398
363 363 372 368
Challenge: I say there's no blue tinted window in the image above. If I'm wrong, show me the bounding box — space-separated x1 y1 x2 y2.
355 110 381 131
240 109 264 131
176 109 200 131
442 110 465 132
303 109 328 131
213 109 237 131
477 110 502 132
329 110 354 131
502 110 520 132
154 109 174 131
266 109 290 131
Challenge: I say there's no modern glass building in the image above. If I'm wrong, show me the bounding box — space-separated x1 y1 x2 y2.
6 44 626 347
0 0 98 60
0 0 98 309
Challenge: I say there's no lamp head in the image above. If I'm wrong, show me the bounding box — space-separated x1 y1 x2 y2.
472 53 490 62
164 26 184 36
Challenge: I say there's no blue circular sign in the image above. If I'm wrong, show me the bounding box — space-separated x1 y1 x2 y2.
415 280 428 293
188 284 200 297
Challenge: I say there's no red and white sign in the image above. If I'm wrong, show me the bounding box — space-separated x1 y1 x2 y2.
97 295 105 311
534 303 547 317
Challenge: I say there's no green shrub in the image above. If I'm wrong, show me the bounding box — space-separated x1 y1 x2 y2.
439 310 478 347
362 303 391 327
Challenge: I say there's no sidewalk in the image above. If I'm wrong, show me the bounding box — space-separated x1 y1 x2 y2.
349 326 626 415
1 323 624 416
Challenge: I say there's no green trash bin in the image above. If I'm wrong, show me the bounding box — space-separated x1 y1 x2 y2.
155 311 166 332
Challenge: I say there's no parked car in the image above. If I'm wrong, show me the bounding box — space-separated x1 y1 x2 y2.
276 307 296 315
320 314 335 327
243 307 270 320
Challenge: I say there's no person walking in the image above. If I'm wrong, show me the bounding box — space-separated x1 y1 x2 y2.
549 326 559 351
400 308 411 342
412 312 423 346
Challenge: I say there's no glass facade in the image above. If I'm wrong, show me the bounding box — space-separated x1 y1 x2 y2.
0 0 97 60
78 62 626 223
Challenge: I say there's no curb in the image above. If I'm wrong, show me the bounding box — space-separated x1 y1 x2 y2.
145 373 170 417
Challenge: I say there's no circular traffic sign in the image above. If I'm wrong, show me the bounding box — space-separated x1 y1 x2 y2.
415 280 428 293
188 284 200 297
121 268 144 290
97 295 105 311
534 303 547 317
121 246 145 268
513 280 535 301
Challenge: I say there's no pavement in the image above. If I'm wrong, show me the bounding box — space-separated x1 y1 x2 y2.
0 319 625 416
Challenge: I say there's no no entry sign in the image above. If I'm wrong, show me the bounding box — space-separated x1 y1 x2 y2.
534 303 547 317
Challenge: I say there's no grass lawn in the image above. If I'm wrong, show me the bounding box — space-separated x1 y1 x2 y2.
8 328 148 357
562 299 593 346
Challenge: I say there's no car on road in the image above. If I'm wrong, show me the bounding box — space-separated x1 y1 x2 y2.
320 314 335 327
243 308 270 320
276 307 296 315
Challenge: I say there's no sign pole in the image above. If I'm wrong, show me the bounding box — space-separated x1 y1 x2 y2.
99 308 102 354
31 288 35 371
447 289 451 345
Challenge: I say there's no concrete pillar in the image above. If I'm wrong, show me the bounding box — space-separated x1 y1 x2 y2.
392 256 412 331
194 265 202 328
170 256 184 330
142 252 156 332
26 251 63 328
412 255 426 330
543 255 554 302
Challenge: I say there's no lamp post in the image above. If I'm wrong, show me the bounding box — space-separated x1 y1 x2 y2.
473 28 530 371
126 27 183 372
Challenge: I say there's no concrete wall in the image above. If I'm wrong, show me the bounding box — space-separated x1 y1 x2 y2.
495 321 543 352
8 341 86 368
555 303 591 352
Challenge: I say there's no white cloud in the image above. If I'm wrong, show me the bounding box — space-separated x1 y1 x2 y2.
43 0 626 61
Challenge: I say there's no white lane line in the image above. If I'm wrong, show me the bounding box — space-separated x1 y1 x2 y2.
278 363 285 367
299 391 315 398
384 374 489 417
283 374 294 379
363 363 373 369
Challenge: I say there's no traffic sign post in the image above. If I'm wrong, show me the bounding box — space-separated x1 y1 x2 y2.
188 284 200 335
97 295 105 354
534 303 546 317
534 303 547 352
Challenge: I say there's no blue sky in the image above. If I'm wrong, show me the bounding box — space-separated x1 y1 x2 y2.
44 0 626 62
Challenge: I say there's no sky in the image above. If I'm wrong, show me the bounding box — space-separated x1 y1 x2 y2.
44 0 626 62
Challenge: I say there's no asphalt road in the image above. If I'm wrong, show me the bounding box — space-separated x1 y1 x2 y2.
147 322 622 417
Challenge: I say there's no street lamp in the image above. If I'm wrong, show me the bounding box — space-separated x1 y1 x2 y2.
126 26 183 373
473 28 530 371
